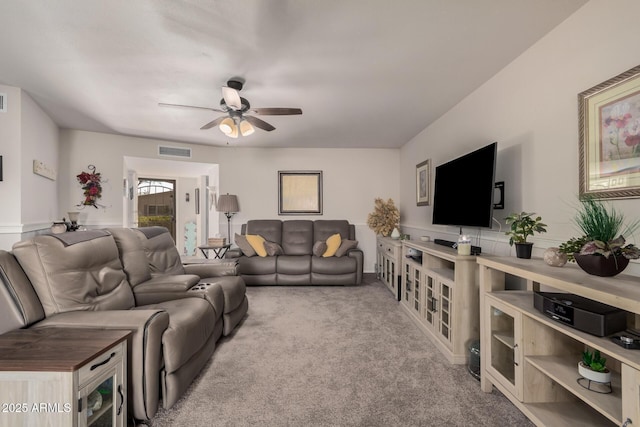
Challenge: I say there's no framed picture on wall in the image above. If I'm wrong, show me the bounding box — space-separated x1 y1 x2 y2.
278 170 323 215
578 64 640 199
416 159 430 206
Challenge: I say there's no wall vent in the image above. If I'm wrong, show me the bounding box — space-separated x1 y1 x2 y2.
158 145 192 158
0 93 6 113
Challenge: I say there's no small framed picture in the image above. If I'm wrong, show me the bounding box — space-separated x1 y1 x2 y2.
416 160 430 206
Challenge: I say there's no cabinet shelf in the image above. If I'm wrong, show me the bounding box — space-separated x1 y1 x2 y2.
479 256 640 427
527 355 621 425
493 333 515 349
525 402 615 427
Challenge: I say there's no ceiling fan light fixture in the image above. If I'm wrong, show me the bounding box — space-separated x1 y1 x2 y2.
219 117 235 135
240 119 255 136
228 122 239 138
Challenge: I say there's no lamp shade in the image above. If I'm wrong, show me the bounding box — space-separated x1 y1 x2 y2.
240 119 255 136
216 194 239 213
219 117 235 135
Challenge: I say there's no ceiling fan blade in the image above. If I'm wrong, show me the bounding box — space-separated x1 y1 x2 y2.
245 115 276 131
200 116 226 130
222 87 242 110
250 107 303 116
158 102 224 113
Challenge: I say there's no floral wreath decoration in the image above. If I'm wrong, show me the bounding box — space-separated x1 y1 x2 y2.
76 165 104 209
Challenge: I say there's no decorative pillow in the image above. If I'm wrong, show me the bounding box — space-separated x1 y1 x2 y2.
335 239 358 257
245 234 268 257
235 234 256 257
323 233 342 257
264 241 284 256
313 241 327 257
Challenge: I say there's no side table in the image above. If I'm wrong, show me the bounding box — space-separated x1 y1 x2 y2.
198 244 231 259
0 328 131 427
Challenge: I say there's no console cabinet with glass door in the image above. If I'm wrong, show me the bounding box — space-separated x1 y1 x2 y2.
478 255 640 427
376 236 402 300
401 240 479 364
0 328 130 427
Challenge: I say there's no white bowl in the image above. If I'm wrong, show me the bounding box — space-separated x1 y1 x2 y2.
419 236 431 242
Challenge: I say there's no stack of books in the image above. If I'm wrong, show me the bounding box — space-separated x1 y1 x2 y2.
207 237 227 246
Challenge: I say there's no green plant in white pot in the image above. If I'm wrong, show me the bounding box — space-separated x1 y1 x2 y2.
578 348 610 384
505 212 547 259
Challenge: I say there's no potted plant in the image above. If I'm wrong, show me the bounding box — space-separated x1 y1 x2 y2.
567 198 640 276
367 198 400 237
578 348 611 384
504 212 547 259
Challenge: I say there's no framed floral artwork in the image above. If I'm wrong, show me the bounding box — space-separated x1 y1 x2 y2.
278 170 323 215
416 159 430 206
578 64 640 199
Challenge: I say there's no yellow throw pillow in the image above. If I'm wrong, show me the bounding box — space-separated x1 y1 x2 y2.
323 233 342 257
245 234 267 257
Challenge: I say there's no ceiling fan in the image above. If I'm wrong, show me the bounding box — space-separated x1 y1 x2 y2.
159 78 302 138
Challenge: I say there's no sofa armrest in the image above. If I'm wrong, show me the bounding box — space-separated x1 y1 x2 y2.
347 249 364 285
32 309 170 422
224 248 243 259
184 260 238 277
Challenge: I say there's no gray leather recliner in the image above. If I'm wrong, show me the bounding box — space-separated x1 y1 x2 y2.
1 230 233 422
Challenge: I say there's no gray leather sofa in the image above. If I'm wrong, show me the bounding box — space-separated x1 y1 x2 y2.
228 219 363 285
0 228 248 423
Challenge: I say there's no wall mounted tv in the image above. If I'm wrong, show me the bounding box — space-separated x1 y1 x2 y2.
432 142 497 229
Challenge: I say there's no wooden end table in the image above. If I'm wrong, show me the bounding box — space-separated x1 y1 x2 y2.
0 328 131 427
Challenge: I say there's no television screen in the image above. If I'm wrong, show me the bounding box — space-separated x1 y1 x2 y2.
432 142 497 228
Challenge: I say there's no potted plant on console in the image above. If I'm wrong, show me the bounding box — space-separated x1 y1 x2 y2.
578 348 611 389
566 198 640 277
505 212 547 259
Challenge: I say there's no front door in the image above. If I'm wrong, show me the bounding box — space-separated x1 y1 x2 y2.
137 178 176 241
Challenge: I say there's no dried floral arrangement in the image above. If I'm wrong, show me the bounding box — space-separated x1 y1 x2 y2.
76 164 103 208
367 198 400 236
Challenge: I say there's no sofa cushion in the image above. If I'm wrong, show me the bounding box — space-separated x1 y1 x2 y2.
277 255 311 275
312 241 327 257
312 255 357 275
314 220 351 242
108 228 153 286
282 220 313 255
246 234 267 257
238 256 277 275
335 239 359 257
323 233 342 257
12 234 136 316
0 251 45 334
246 220 282 245
264 241 284 256
234 233 256 257
134 228 185 276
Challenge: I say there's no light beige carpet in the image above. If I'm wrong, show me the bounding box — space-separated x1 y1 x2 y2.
150 275 532 426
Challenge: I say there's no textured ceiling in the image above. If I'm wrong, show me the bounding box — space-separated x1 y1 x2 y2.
0 0 587 149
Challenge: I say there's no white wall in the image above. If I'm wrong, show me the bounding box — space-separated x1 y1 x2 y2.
0 86 59 250
399 0 640 276
60 130 400 271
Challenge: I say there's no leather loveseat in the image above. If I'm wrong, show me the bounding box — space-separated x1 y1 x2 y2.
0 228 248 423
228 219 363 285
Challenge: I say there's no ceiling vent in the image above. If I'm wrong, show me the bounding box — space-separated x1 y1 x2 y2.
0 93 6 113
158 145 192 158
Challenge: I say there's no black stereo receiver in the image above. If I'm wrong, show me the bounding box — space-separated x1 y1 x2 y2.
533 292 626 337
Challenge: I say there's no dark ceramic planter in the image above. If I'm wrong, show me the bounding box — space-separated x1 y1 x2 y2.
515 243 533 259
574 253 630 277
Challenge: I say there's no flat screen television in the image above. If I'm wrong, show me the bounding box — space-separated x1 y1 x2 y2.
432 142 497 228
